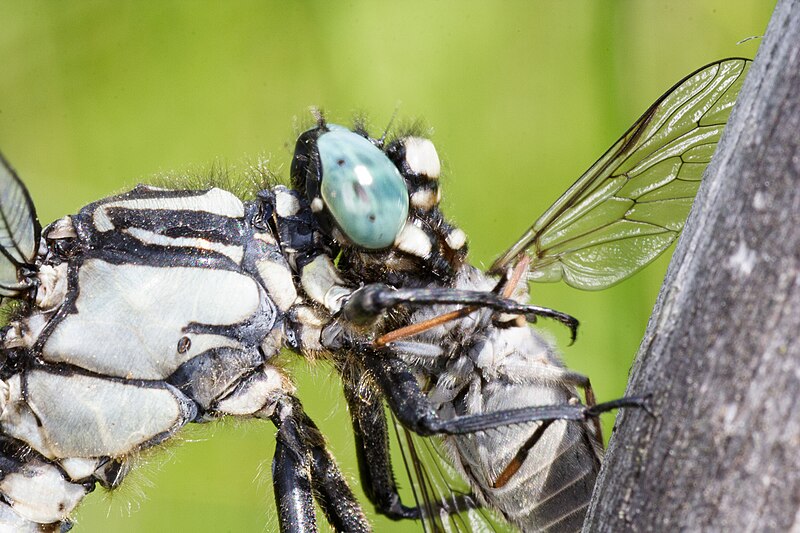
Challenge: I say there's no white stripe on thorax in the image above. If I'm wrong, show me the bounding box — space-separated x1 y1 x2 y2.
93 188 244 232
124 226 244 264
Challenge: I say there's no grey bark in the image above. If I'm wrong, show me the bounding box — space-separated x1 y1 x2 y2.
583 1 800 532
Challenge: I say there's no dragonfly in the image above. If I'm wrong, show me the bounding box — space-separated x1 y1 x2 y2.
285 57 750 532
0 113 586 533
0 57 749 532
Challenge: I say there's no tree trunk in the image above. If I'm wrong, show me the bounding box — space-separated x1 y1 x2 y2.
584 1 800 531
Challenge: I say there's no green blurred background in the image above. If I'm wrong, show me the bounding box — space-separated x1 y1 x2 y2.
0 2 772 532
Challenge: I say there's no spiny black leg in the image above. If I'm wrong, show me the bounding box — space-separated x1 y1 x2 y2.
342 283 579 342
271 396 371 533
271 398 317 533
341 366 420 520
360 354 443 437
301 414 371 532
307 446 371 533
362 352 648 436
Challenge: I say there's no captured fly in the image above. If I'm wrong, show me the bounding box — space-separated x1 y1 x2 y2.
286 58 750 532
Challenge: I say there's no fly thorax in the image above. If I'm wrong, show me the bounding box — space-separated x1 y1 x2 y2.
468 337 500 378
425 353 477 407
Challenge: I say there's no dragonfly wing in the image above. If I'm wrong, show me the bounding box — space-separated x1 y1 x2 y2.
489 58 750 290
0 153 41 296
390 412 509 533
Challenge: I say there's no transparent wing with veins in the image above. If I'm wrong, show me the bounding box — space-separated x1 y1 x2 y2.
390 414 508 533
0 153 41 297
490 59 750 290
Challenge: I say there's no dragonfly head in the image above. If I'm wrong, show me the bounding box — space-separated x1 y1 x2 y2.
291 121 409 250
291 117 466 281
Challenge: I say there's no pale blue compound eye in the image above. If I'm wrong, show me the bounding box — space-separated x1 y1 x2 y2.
317 127 409 249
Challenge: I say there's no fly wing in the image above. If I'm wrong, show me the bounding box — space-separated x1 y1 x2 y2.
489 59 750 290
0 153 41 297
390 413 509 533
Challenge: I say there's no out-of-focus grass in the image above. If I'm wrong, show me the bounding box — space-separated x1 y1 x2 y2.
0 2 772 531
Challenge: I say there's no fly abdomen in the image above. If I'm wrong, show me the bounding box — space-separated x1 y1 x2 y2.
448 378 601 532
411 265 603 532
486 420 599 531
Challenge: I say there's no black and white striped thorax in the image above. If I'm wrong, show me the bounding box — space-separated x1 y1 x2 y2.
11 185 298 378
0 183 331 530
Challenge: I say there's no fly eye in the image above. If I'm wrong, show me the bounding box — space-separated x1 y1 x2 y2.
316 127 409 249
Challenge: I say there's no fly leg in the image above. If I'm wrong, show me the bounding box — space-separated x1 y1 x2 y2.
361 352 647 436
551 369 605 445
270 395 370 533
520 365 604 444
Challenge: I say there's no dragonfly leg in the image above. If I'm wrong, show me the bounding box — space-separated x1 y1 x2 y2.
341 283 579 343
517 366 605 444
270 395 370 533
341 362 486 523
341 370 421 520
362 352 648 436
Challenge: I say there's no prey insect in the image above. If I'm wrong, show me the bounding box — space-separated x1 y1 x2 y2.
286 58 750 532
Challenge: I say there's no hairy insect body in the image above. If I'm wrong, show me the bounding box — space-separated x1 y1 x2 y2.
291 60 750 532
409 265 601 531
291 126 608 531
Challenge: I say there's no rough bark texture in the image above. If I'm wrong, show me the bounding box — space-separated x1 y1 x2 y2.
584 1 800 531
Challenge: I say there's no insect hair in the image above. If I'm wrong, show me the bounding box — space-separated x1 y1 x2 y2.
145 154 288 200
